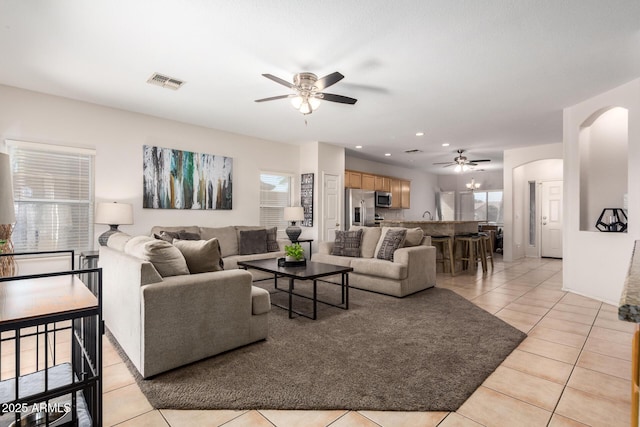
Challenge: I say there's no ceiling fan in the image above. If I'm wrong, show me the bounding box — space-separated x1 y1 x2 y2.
433 149 491 172
255 72 357 115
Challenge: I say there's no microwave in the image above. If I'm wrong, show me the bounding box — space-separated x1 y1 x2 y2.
375 191 392 208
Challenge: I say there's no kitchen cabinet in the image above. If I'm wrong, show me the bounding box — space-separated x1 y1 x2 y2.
375 175 390 192
362 173 375 190
390 179 402 208
346 171 362 189
401 180 411 208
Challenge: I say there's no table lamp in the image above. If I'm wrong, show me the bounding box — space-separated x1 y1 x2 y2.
284 206 304 242
95 202 134 246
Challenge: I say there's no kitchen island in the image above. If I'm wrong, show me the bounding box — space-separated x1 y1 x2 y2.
378 220 480 237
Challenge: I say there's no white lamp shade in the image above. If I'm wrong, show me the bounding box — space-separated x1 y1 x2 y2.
95 202 133 225
0 153 16 224
284 206 304 222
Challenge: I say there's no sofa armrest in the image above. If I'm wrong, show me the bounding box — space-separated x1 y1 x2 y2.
393 245 436 286
319 241 334 254
140 268 255 377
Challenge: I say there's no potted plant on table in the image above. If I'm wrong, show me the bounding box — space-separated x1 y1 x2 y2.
284 243 306 265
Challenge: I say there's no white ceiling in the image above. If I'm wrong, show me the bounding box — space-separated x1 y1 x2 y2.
1 1 639 174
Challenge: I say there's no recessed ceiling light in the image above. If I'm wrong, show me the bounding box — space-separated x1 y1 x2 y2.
442 143 450 147
355 145 363 149
416 132 424 136
384 153 391 157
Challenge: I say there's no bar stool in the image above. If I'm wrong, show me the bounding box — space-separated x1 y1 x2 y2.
479 232 494 270
456 234 486 273
430 235 456 276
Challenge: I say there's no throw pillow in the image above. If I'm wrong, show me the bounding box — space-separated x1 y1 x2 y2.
402 227 424 247
239 229 268 255
331 229 363 257
125 237 190 277
376 229 407 261
107 232 132 251
173 238 224 273
155 229 201 242
265 226 280 252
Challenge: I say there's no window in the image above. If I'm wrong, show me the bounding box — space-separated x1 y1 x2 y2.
259 172 292 232
462 189 504 224
7 140 95 252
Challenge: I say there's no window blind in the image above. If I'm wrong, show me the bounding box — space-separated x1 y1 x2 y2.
7 140 95 253
259 173 291 231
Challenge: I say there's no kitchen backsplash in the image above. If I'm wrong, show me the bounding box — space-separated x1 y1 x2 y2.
375 207 404 220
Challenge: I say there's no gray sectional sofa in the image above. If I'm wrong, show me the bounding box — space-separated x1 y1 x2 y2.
312 226 436 297
99 228 274 378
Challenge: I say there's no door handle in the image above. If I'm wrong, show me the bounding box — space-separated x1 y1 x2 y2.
542 222 547 225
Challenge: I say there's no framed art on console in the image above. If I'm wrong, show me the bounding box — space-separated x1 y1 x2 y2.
143 145 232 209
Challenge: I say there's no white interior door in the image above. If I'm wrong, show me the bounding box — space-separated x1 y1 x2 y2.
323 173 340 242
541 180 563 258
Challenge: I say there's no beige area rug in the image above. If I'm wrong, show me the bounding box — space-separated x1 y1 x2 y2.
108 284 526 411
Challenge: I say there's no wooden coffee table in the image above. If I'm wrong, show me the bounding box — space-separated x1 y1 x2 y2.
238 259 353 320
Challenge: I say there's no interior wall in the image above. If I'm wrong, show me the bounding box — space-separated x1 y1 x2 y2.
0 84 301 247
579 107 628 231
345 155 438 220
564 78 640 304
503 143 563 262
437 170 504 192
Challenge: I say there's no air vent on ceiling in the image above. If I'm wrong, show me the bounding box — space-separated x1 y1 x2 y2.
404 149 423 154
147 73 185 90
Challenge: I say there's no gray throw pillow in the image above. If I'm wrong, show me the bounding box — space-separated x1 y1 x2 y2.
332 229 363 257
376 229 407 261
266 227 280 252
239 229 268 255
173 238 224 273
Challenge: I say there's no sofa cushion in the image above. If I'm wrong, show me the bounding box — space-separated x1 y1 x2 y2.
199 226 237 258
265 227 280 252
376 228 407 261
311 252 354 267
251 286 271 315
173 238 224 273
125 236 190 277
107 232 132 252
350 257 408 280
332 229 363 257
239 229 268 255
402 227 424 247
349 226 382 258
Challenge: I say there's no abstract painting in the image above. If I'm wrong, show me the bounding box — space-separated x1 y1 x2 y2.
143 145 232 209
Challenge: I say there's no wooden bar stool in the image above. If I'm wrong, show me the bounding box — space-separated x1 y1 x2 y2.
479 232 494 270
430 235 456 276
456 234 486 273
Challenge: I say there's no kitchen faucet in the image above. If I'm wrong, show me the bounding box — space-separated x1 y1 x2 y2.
422 210 433 220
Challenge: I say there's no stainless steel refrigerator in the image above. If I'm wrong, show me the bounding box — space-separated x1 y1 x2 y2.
345 189 375 229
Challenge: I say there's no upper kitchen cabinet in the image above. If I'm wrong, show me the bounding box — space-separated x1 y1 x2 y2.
362 173 375 191
345 170 362 189
401 180 410 208
390 179 411 209
375 175 391 192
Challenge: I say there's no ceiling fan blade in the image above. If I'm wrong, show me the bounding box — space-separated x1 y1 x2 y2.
254 94 295 103
262 74 294 89
315 72 344 90
319 93 358 104
467 162 478 166
432 161 454 165
469 159 491 163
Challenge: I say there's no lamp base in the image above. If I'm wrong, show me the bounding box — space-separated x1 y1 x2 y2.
99 225 121 246
0 224 16 277
286 224 302 242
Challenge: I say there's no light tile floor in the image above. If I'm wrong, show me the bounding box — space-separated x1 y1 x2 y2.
7 256 636 426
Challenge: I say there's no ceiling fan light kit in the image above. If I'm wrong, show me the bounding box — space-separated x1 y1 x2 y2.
256 71 357 115
434 149 491 173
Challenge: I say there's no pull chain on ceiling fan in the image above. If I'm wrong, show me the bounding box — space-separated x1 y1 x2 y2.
255 71 357 115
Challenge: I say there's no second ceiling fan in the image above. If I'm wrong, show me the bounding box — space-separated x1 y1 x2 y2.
255 71 357 115
433 149 491 172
